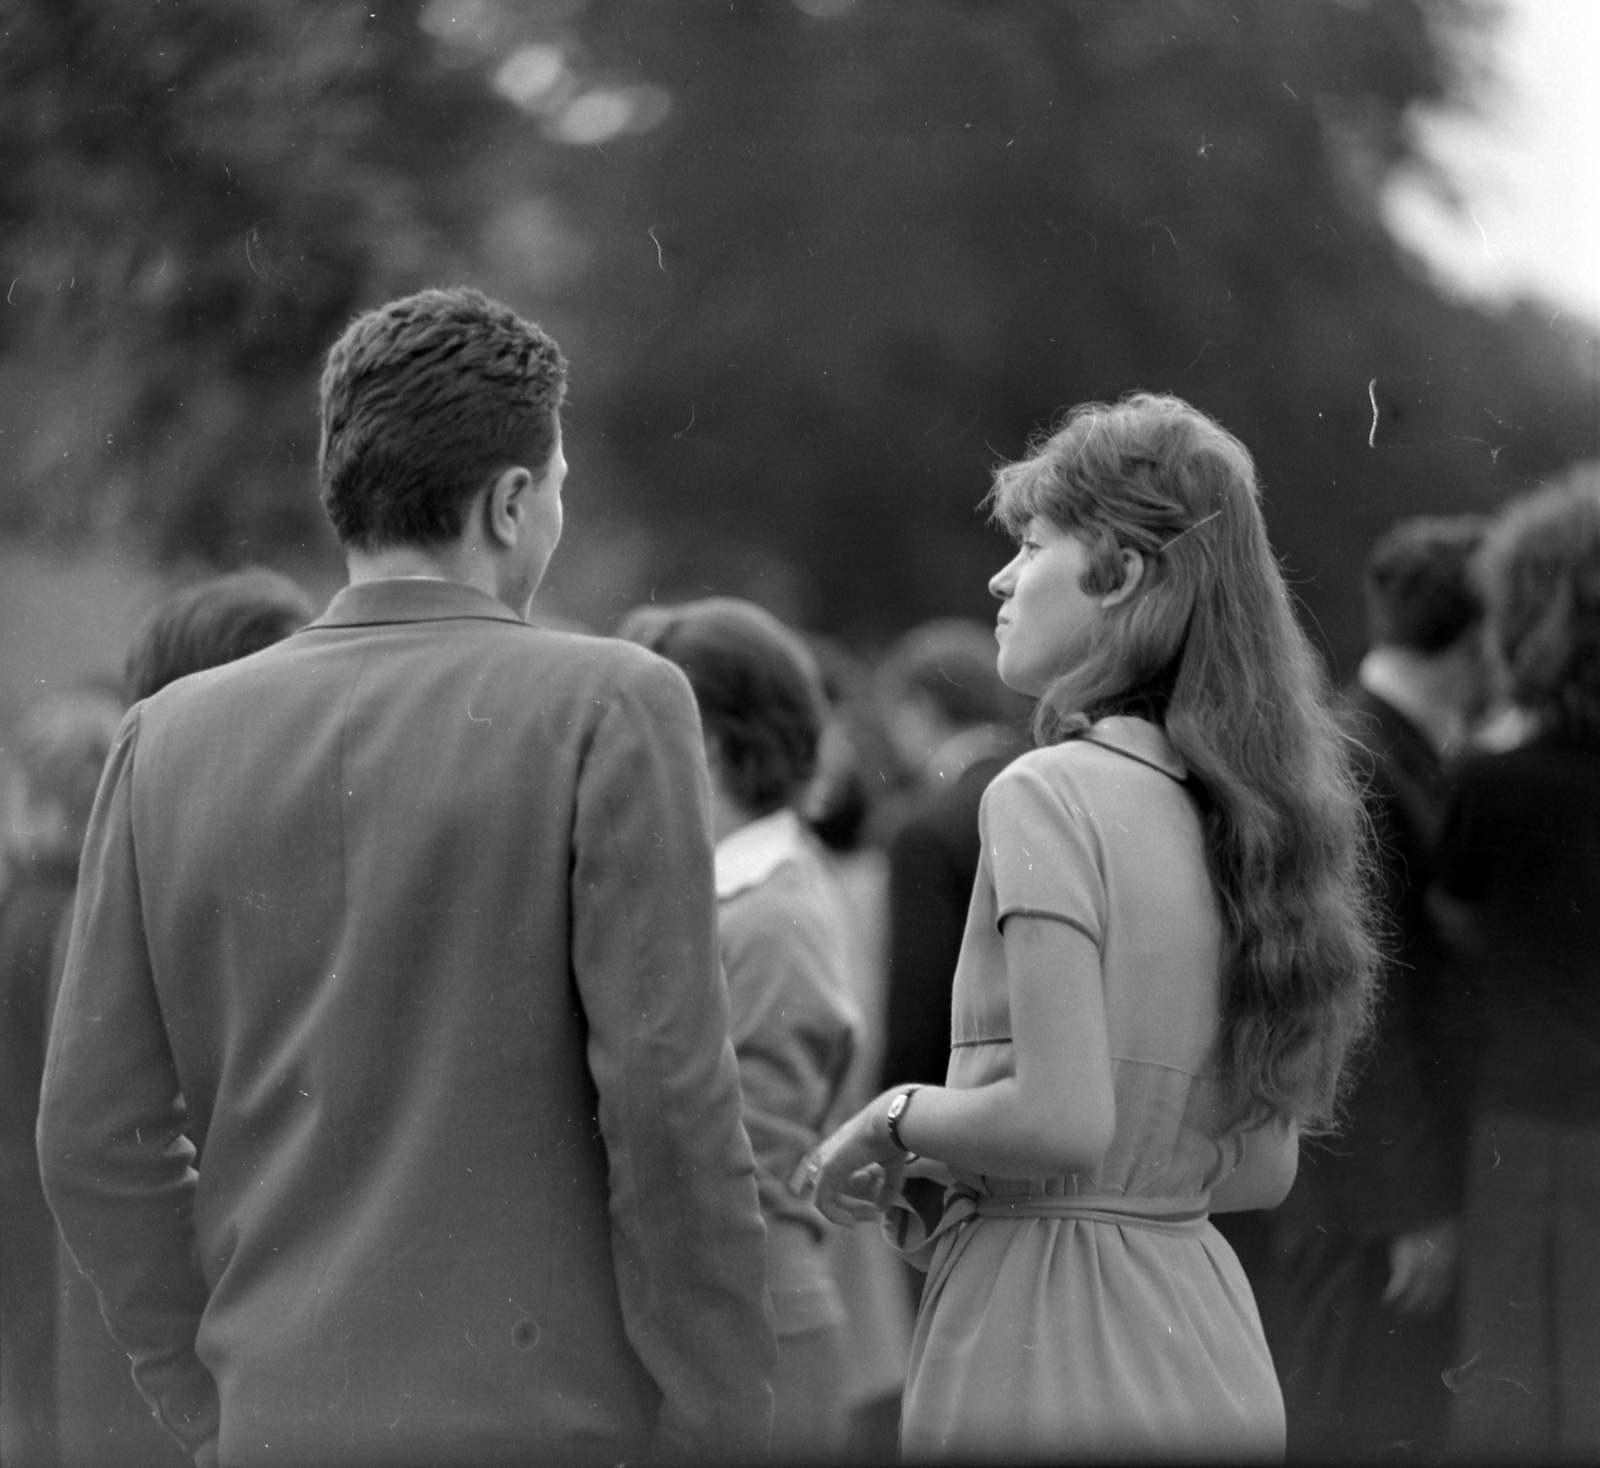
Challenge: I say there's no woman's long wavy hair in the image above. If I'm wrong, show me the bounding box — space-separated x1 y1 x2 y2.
988 393 1379 1131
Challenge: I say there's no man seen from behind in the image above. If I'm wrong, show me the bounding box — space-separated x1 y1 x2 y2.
37 287 777 1466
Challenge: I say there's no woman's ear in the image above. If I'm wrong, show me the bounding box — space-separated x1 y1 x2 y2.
1100 548 1146 609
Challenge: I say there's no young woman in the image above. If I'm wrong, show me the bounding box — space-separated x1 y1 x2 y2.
619 597 862 1459
797 393 1379 1460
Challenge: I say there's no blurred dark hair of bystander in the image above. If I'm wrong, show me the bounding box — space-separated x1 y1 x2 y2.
878 618 1029 730
318 287 567 552
125 568 315 704
1365 514 1490 653
1478 462 1600 746
617 598 826 818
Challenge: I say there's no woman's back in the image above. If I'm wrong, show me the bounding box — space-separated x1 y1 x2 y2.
949 717 1236 1204
904 716 1282 1460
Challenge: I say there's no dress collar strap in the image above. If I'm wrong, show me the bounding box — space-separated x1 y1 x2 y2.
1077 715 1189 782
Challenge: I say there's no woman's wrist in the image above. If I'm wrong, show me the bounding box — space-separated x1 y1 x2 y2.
885 1084 922 1155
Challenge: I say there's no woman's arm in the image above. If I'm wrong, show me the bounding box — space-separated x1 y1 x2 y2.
1207 1117 1299 1212
798 914 1116 1222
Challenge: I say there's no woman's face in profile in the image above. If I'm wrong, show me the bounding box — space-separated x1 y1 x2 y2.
989 517 1105 695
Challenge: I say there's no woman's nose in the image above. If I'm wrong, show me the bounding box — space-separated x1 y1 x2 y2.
989 560 1015 600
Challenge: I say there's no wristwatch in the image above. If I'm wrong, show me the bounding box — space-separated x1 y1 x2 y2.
885 1085 922 1156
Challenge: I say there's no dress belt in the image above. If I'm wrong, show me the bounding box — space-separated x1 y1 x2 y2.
885 1183 1211 1263
969 1192 1211 1234
920 1187 1210 1252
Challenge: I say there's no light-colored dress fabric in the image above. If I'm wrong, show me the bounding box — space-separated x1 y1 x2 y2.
900 716 1285 1462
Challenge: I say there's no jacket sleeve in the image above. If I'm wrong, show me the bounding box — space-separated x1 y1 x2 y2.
570 655 777 1459
35 710 219 1458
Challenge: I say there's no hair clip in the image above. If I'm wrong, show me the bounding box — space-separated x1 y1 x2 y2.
1155 509 1222 554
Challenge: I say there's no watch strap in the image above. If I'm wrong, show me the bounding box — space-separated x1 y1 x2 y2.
886 1084 922 1154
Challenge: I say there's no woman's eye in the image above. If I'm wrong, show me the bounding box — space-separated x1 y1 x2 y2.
1021 539 1041 554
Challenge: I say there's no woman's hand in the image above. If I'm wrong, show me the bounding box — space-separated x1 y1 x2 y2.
790 1091 909 1227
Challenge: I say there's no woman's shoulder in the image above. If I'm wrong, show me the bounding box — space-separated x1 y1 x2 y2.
984 733 1160 807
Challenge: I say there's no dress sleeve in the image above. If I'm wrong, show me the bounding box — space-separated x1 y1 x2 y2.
36 709 220 1458
981 758 1105 945
570 654 776 1459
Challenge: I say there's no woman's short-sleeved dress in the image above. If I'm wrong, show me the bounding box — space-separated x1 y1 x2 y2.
899 716 1285 1462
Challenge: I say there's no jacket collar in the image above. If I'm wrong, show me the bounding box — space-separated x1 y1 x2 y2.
310 578 528 630
1079 714 1189 782
714 807 810 901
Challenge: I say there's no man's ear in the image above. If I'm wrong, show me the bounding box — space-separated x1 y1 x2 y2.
484 466 534 549
1100 547 1147 609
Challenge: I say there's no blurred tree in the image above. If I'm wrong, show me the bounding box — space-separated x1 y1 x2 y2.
0 0 509 560
1 0 1595 663
549 0 1598 657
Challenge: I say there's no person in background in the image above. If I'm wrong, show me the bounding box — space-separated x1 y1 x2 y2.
1429 467 1600 1462
0 687 122 1468
802 636 916 1459
1251 515 1488 1461
123 568 315 703
37 287 775 1466
877 619 1031 1093
799 392 1379 1461
620 598 860 1460
47 569 315 1468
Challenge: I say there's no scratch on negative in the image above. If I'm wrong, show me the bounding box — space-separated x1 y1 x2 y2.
648 226 667 271
1367 379 1380 448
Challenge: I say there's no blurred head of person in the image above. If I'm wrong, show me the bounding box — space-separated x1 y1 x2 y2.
985 391 1377 1133
1477 462 1600 748
617 598 826 839
125 568 316 704
800 635 883 853
1361 514 1492 749
319 287 568 616
5 688 124 871
876 618 1031 784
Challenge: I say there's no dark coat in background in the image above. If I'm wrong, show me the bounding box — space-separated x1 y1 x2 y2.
1248 684 1468 1461
37 579 776 1467
881 754 1013 1092
1434 732 1600 1459
0 854 76 1468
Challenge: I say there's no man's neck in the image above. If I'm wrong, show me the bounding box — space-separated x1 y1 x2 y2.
1358 646 1467 756
345 544 526 616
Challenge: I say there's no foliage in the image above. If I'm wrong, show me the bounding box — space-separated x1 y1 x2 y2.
0 0 505 557
1 0 1595 663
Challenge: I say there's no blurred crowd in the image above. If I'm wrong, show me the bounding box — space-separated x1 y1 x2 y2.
5 455 1600 1465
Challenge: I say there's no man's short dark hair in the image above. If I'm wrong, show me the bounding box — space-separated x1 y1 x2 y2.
617 598 825 817
125 568 315 703
1364 515 1489 653
318 287 567 552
